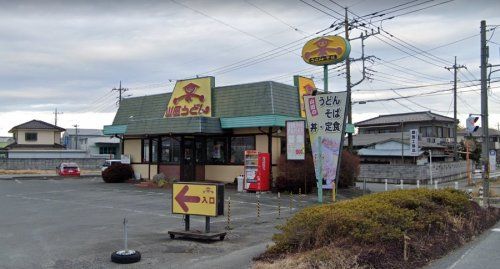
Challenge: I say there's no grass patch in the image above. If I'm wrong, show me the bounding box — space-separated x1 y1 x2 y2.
255 189 500 269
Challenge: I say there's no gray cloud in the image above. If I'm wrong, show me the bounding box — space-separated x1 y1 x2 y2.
0 0 499 134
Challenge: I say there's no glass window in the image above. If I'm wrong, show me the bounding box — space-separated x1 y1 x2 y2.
437 127 443 138
142 139 149 163
195 139 205 164
160 137 180 164
207 137 227 164
419 127 433 137
25 132 37 141
443 128 450 138
230 136 255 164
99 146 117 155
151 138 158 163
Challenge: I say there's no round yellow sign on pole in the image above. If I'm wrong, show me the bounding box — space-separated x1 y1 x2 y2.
301 35 351 66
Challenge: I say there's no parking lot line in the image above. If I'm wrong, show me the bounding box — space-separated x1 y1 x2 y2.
4 193 202 222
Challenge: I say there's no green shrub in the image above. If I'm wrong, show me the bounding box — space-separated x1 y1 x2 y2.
275 154 316 194
268 189 474 255
101 163 134 183
275 150 360 193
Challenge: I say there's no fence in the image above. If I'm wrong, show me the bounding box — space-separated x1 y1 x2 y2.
359 161 471 184
0 158 107 170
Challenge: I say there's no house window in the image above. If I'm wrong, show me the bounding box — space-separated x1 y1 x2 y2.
230 136 255 164
99 146 117 155
25 132 37 142
207 137 228 164
443 128 450 138
419 127 433 137
142 139 149 163
437 127 443 138
160 137 180 164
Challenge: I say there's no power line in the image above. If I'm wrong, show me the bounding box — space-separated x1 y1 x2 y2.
244 0 309 36
370 0 455 23
299 0 343 19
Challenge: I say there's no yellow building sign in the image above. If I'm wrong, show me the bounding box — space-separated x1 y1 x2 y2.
294 75 317 118
164 77 214 118
301 35 350 66
172 183 218 217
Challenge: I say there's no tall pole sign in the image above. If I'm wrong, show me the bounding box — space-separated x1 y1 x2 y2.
302 35 350 203
304 93 347 203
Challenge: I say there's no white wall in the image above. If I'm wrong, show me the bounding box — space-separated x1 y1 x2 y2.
16 130 60 145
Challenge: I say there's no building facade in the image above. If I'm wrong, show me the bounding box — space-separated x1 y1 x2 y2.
63 128 120 157
104 77 303 182
353 111 456 164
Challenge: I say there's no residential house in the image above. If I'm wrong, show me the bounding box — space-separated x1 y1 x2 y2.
2 119 87 158
62 128 120 158
4 120 65 150
353 111 456 164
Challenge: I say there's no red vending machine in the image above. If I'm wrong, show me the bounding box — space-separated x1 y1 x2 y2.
244 150 270 191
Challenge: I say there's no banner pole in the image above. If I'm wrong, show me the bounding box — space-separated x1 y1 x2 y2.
317 136 323 203
324 65 328 93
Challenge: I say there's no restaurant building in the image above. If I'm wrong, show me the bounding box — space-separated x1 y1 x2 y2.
103 76 313 183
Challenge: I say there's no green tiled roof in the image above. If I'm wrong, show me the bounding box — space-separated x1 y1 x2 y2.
220 115 303 128
213 81 300 117
103 124 127 135
106 81 301 135
113 93 171 125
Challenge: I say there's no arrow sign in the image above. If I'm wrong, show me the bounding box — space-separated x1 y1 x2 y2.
175 185 201 212
172 183 219 216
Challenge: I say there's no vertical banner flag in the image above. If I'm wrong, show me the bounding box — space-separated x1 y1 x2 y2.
293 76 317 118
410 129 419 156
304 92 347 189
286 120 306 160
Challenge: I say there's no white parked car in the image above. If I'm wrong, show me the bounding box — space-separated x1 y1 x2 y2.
101 160 122 172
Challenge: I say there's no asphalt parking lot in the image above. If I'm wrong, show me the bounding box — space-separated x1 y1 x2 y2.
0 177 316 269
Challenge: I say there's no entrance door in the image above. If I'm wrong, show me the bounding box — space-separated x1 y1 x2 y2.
181 138 196 181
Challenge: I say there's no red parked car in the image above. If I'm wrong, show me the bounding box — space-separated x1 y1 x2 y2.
56 163 81 177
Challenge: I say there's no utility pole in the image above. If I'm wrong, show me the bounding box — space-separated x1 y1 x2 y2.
344 8 378 150
345 8 353 151
73 124 79 150
53 108 63 126
445 56 466 161
480 20 490 205
112 81 129 106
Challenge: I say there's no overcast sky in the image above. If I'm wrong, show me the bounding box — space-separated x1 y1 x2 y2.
1 0 500 136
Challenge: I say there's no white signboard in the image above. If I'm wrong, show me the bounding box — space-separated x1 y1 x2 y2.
304 92 347 189
490 150 496 172
286 120 306 160
410 129 419 156
121 154 131 164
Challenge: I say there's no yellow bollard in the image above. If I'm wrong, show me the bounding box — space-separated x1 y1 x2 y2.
332 182 336 203
277 192 281 219
225 196 231 230
256 194 261 223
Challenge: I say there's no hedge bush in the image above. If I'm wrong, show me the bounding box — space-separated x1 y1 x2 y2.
275 154 316 194
259 188 500 269
101 163 134 183
275 150 360 193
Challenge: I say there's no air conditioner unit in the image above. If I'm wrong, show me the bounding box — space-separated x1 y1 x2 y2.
445 138 452 143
